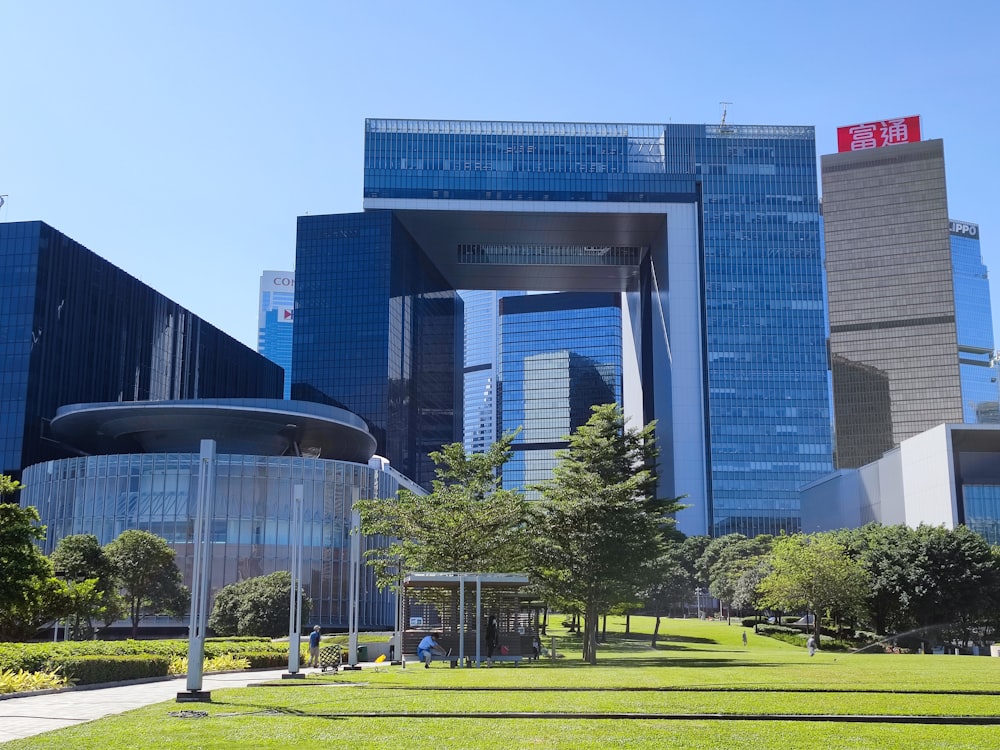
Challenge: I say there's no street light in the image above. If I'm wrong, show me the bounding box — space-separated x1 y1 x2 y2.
695 587 703 619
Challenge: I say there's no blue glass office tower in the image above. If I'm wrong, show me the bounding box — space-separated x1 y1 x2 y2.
460 289 526 454
258 270 295 399
951 221 999 423
0 221 283 478
294 119 832 535
499 292 622 495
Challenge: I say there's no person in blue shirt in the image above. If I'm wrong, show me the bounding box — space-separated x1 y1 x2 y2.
417 632 446 668
308 625 322 667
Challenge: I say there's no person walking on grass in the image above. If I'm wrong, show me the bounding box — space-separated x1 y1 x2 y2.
807 634 817 657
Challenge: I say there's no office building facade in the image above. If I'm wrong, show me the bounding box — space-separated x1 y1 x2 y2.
498 292 622 495
823 135 989 469
258 270 295 399
950 221 999 423
0 221 283 478
294 119 832 536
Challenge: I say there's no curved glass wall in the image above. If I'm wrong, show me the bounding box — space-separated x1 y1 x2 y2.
22 453 399 630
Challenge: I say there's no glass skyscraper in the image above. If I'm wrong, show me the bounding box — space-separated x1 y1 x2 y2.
498 292 622 496
459 290 525 455
950 221 999 423
0 221 283 478
294 119 832 535
258 270 295 399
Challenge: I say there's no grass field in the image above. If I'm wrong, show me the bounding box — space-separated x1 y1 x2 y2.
5 617 999 749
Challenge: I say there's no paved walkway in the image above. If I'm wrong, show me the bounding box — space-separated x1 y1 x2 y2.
0 667 299 743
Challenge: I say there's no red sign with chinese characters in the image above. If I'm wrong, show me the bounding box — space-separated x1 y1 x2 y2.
836 116 921 152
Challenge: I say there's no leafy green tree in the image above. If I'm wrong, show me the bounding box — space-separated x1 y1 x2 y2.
640 538 693 647
209 571 312 637
0 475 23 497
836 524 923 635
699 534 773 620
908 525 1000 642
357 431 528 589
730 557 772 619
104 530 188 637
0 503 65 640
527 403 685 663
759 532 870 644
0 504 50 613
50 534 121 639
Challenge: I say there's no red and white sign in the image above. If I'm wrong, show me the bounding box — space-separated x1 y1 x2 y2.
279 306 294 322
837 116 921 152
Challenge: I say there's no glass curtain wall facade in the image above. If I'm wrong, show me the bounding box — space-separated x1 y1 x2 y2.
258 271 295 399
460 290 524 454
697 129 831 535
21 453 399 629
498 293 622 495
0 221 283 477
293 212 460 488
950 221 999 423
295 119 832 535
822 140 964 469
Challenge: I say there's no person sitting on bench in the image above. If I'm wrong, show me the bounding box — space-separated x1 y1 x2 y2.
417 632 447 668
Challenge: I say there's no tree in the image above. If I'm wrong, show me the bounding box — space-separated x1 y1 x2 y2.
209 571 312 637
640 538 693 647
0 503 64 641
527 403 685 663
698 534 773 620
0 475 23 498
104 530 188 637
758 532 870 644
357 431 528 590
50 534 120 639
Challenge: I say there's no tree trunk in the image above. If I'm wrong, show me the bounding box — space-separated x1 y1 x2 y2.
813 610 821 645
626 614 630 634
601 614 607 642
583 605 599 664
652 615 661 648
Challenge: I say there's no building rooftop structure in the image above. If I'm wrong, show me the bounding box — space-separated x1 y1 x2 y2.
49 398 375 462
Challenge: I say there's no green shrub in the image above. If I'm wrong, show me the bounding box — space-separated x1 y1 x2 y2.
0 638 288 680
0 667 70 694
241 650 290 669
53 655 171 685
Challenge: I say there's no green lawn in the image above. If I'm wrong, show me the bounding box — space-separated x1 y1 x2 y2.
6 617 999 749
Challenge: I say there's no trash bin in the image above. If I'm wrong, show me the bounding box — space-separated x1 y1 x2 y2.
357 645 368 662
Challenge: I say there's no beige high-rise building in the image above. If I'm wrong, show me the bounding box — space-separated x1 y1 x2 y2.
822 139 963 468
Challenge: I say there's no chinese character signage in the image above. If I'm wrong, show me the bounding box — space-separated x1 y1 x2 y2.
836 116 921 152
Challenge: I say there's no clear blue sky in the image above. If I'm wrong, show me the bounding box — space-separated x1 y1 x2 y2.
2 0 998 349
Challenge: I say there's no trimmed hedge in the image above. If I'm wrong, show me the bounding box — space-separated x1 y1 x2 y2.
54 655 172 685
0 638 288 675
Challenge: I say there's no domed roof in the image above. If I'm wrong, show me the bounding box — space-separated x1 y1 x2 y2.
50 399 376 462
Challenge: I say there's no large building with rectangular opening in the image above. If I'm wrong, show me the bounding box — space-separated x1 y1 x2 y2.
293 119 833 536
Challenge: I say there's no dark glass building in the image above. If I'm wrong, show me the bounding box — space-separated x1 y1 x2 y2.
823 140 965 468
498 292 622 495
0 221 283 478
294 119 832 536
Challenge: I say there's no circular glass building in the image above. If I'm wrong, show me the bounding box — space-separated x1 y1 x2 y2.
21 399 419 631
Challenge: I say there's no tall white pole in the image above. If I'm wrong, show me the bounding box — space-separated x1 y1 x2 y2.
286 484 304 675
179 439 216 702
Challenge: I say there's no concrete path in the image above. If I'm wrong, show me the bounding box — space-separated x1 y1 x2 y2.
0 668 298 743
